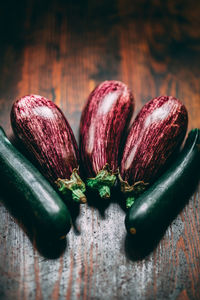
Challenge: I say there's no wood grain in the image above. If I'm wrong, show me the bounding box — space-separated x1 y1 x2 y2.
0 1 200 299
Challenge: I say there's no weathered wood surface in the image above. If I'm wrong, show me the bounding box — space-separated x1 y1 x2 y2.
0 1 200 299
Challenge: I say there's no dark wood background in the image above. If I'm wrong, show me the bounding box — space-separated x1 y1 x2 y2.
0 0 200 299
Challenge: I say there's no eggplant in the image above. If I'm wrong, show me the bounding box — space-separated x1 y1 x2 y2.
119 95 188 208
11 94 86 204
80 80 134 199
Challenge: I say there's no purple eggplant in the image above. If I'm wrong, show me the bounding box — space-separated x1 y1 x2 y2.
119 95 188 207
80 80 135 199
11 94 86 204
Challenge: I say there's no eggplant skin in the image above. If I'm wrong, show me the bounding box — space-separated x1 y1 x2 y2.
120 96 188 187
11 95 86 204
80 80 134 177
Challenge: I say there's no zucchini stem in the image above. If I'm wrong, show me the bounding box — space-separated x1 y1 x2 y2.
55 169 86 204
86 164 117 199
130 227 137 235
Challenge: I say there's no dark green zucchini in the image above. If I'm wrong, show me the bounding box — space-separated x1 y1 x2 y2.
125 128 200 237
0 127 71 239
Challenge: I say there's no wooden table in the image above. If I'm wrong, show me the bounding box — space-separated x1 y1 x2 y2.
0 1 200 299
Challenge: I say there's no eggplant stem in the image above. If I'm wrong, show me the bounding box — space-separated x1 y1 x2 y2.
126 196 135 208
118 173 149 209
71 189 87 204
86 164 117 199
99 185 110 199
118 173 148 195
55 169 86 204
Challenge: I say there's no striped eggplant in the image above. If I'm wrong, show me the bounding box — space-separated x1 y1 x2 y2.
11 94 86 204
80 80 135 199
119 95 188 208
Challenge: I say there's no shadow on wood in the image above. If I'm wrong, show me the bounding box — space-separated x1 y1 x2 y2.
85 189 111 218
0 186 67 259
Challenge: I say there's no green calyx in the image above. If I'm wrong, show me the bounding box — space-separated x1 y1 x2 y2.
86 164 117 199
55 169 87 204
126 196 135 209
118 173 148 208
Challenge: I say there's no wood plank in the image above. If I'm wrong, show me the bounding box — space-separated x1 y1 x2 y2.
0 1 199 299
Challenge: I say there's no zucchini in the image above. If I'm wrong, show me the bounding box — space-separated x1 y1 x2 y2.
125 128 200 237
0 127 71 239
